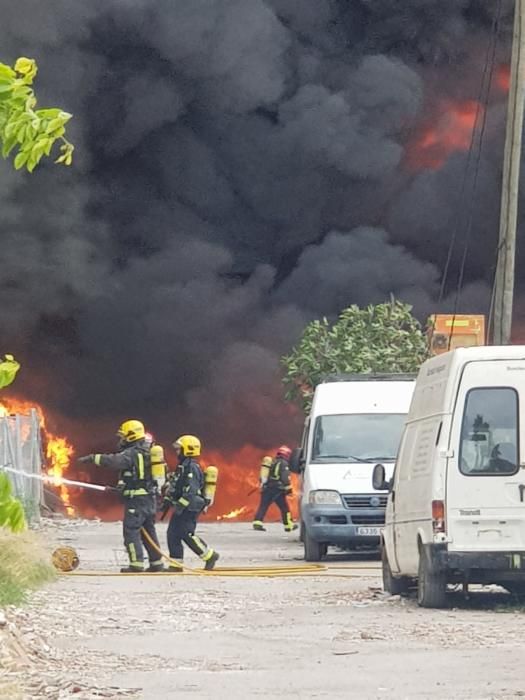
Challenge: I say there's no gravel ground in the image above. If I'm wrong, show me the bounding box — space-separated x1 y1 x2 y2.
2 518 525 699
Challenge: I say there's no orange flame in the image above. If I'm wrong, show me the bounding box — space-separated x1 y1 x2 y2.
199 445 299 523
0 397 76 516
406 99 484 171
216 506 249 521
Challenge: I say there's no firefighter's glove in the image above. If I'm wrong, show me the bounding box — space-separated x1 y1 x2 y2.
77 454 94 464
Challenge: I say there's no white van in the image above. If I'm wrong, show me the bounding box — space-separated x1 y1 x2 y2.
374 346 525 608
290 374 416 561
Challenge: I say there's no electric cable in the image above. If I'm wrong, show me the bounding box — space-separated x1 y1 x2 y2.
426 1 502 350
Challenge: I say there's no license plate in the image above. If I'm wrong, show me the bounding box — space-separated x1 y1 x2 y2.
357 526 380 536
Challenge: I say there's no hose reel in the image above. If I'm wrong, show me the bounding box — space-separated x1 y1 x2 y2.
52 546 80 572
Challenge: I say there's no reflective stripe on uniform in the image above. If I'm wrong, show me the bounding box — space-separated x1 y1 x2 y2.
123 488 149 497
137 453 145 480
178 497 190 507
200 547 215 561
128 543 137 562
94 454 101 466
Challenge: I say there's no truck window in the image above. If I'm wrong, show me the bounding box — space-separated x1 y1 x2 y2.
311 414 406 463
459 387 519 476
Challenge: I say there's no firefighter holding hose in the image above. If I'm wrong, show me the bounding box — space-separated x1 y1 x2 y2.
162 434 220 571
78 420 165 573
252 445 298 532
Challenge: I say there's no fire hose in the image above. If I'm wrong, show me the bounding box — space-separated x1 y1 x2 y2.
1 464 334 577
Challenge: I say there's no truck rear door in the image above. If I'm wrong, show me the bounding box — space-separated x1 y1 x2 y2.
446 360 525 551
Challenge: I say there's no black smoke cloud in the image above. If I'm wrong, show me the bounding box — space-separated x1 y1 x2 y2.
0 1 514 450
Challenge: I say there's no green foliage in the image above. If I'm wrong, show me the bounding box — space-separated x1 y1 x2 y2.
0 530 55 606
0 57 74 172
0 473 26 533
281 300 428 413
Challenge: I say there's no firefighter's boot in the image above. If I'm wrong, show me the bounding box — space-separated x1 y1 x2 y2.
168 559 184 572
147 561 165 573
203 550 220 571
285 523 299 532
120 564 144 573
252 521 266 531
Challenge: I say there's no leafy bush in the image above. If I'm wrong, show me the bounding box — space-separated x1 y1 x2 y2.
281 300 428 413
0 474 26 532
0 57 74 171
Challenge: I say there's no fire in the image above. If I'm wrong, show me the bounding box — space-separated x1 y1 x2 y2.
200 445 299 523
406 99 484 171
0 397 76 516
217 506 249 521
46 437 75 515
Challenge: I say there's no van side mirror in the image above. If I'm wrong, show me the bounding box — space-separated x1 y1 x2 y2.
372 463 390 491
289 448 304 474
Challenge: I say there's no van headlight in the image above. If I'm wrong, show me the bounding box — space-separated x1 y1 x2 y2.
309 490 342 505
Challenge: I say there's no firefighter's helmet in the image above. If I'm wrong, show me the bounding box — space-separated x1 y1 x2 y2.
117 420 146 445
173 434 201 457
276 445 292 460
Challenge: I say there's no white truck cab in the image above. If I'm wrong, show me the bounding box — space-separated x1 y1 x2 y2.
291 375 415 561
374 346 525 607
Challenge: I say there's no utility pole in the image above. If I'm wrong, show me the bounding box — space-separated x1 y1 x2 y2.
493 0 525 344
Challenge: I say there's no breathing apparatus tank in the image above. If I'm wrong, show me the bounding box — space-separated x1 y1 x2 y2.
260 456 272 486
150 443 167 491
203 465 218 506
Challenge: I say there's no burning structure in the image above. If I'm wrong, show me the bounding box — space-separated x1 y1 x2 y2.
0 2 518 518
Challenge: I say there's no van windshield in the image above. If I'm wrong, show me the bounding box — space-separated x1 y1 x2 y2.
311 414 406 463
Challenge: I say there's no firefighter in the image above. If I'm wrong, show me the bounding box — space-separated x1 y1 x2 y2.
162 434 219 571
78 420 165 573
252 445 298 532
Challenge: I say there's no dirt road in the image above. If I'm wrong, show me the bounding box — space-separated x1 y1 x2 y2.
5 519 525 699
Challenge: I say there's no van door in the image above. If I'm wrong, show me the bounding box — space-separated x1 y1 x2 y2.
446 360 525 552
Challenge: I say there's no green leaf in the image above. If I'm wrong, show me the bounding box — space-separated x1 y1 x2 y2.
14 150 29 170
0 64 16 79
1 132 18 158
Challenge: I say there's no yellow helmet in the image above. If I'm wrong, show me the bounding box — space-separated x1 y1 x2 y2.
117 420 146 444
173 434 201 457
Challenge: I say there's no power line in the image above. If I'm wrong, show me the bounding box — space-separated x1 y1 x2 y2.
442 0 503 350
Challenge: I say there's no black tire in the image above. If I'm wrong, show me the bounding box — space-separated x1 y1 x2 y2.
382 546 409 595
417 551 447 608
299 520 305 543
304 529 324 562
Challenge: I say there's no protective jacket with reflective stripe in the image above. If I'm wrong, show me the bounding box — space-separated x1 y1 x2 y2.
94 441 155 497
168 458 206 512
266 457 291 491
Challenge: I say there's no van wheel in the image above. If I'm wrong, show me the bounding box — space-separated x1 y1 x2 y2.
417 552 447 608
304 530 324 562
299 521 305 543
382 546 409 595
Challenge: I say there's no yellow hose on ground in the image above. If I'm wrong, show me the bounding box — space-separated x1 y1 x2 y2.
59 529 382 578
138 527 329 576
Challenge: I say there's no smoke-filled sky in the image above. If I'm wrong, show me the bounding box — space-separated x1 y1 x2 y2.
0 0 517 450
